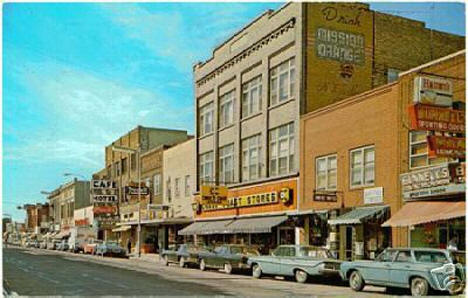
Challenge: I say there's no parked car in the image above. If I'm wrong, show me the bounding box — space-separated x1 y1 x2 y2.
56 239 70 251
39 241 47 249
161 244 212 268
26 240 38 248
46 239 61 250
247 245 341 283
84 239 103 255
198 244 260 274
71 240 86 253
95 241 127 258
340 247 466 296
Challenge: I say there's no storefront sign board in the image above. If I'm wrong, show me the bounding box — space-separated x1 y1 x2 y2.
427 135 465 158
202 191 279 211
91 180 116 189
408 104 465 133
93 206 117 214
313 192 337 202
92 194 118 203
125 186 149 196
364 187 384 204
413 76 453 107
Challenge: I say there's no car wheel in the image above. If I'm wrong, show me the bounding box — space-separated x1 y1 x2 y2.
295 269 308 283
411 277 429 296
179 257 186 268
161 255 168 266
199 259 206 271
252 264 262 279
224 263 233 274
349 271 365 292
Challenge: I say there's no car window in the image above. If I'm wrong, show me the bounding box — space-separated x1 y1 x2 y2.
414 251 449 264
273 247 287 256
395 251 412 262
230 246 243 254
214 246 224 254
378 250 397 262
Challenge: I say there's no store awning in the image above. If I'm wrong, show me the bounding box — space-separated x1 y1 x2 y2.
112 225 132 232
178 221 209 235
328 205 389 225
382 201 466 227
226 216 288 234
178 220 234 235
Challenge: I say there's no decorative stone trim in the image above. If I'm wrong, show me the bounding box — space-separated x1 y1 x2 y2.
196 18 296 87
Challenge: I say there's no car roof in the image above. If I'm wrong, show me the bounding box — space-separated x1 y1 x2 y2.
388 247 449 253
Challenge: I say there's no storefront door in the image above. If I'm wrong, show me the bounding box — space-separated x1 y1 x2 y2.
278 227 294 245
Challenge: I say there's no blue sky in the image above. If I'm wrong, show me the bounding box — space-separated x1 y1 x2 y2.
3 2 465 221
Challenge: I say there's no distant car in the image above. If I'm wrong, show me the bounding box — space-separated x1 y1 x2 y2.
56 240 70 251
71 240 86 253
84 239 103 255
95 241 127 257
340 247 466 296
247 245 341 283
161 244 212 268
26 240 38 248
39 241 47 249
47 239 60 250
198 244 260 274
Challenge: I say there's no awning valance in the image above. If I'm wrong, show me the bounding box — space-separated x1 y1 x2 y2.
328 205 389 225
226 216 288 234
112 225 132 232
382 201 465 227
178 221 209 235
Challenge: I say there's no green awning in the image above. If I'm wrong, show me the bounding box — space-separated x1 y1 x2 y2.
328 205 389 225
226 216 288 234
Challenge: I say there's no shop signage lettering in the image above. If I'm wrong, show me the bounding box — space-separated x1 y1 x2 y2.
413 76 453 107
313 192 337 202
315 27 365 65
202 191 279 211
92 195 118 203
408 104 465 133
403 184 465 200
321 6 365 27
74 218 89 226
427 135 466 159
91 180 116 189
93 206 117 214
364 187 384 204
200 185 228 204
125 186 149 196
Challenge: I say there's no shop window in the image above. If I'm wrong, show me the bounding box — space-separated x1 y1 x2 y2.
409 131 454 169
242 75 262 118
270 57 295 106
269 122 295 177
316 154 337 191
242 135 262 181
219 90 235 128
122 158 128 174
199 151 214 185
166 177 172 203
199 102 214 136
350 146 375 188
219 144 234 184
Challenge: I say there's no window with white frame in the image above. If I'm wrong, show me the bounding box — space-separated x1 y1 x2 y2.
199 151 214 185
166 177 172 203
199 102 214 136
316 155 337 191
219 144 234 184
175 178 180 198
184 175 190 197
153 173 161 195
350 146 375 188
409 131 453 169
270 57 296 106
242 76 262 118
242 135 262 181
269 122 295 176
219 90 235 128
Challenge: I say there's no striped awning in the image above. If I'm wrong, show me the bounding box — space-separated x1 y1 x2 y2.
226 216 288 234
328 205 389 225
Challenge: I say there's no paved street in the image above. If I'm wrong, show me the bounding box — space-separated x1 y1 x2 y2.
2 246 395 297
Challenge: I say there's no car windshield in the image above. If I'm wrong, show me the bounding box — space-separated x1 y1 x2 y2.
297 246 332 258
414 251 450 264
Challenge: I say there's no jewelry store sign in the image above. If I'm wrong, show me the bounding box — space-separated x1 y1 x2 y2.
401 163 465 200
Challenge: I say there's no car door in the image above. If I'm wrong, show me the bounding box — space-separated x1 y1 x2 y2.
361 249 396 284
209 246 224 268
279 246 298 276
389 250 413 287
262 247 284 275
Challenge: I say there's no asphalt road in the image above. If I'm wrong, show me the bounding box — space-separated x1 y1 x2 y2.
3 247 225 296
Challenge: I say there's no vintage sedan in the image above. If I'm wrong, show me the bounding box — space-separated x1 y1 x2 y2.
161 244 212 268
247 245 341 283
198 244 260 274
96 241 127 257
340 248 465 296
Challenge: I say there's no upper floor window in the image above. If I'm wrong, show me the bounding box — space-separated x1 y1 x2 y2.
153 174 161 195
122 158 128 174
270 57 296 106
242 76 262 118
219 144 234 184
175 178 180 198
350 146 375 188
184 175 191 197
242 135 262 181
219 90 235 128
409 131 453 169
199 102 214 136
316 154 337 191
269 122 295 176
199 151 214 185
131 154 136 170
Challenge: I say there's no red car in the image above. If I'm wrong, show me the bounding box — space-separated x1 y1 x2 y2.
84 239 102 255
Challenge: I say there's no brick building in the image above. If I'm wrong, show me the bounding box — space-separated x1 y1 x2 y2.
23 203 49 234
183 2 464 252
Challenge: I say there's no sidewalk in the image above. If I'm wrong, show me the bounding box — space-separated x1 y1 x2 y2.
129 253 160 263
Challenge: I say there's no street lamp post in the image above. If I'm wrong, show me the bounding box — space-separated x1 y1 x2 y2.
111 144 141 257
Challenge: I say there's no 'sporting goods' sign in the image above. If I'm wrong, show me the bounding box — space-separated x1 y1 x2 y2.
91 180 116 189
408 104 465 133
414 76 453 107
92 195 118 203
202 189 289 211
93 206 117 214
315 27 365 65
401 163 465 200
364 187 384 204
427 135 466 159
